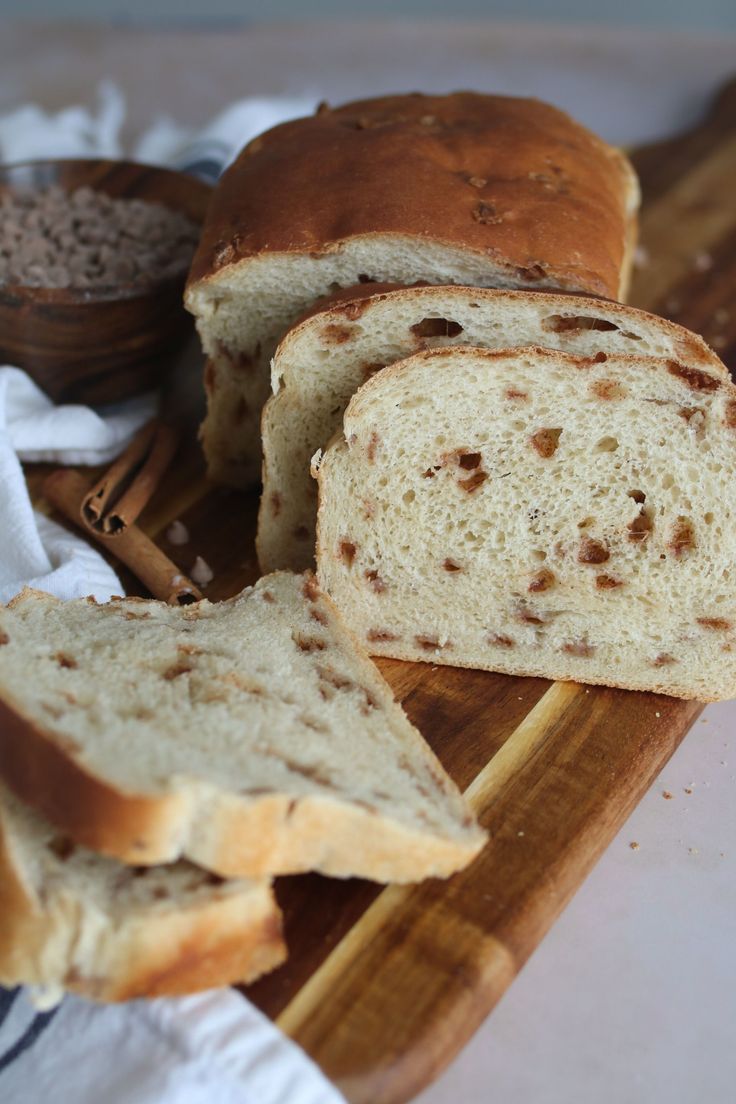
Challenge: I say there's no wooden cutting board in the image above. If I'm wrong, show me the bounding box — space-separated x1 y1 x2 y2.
28 77 736 1104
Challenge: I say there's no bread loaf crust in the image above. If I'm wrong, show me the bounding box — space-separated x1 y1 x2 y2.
0 693 482 881
0 580 484 882
258 286 725 573
188 92 638 301
0 785 286 1001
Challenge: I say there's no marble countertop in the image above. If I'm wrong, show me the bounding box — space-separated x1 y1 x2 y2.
1 19 734 1104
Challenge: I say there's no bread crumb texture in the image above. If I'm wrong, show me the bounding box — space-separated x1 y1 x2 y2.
315 346 736 701
0 573 483 881
257 286 721 573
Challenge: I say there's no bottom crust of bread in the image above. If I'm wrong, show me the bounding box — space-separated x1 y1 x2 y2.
361 640 715 701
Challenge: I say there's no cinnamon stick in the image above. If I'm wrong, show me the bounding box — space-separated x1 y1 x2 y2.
81 419 179 536
46 469 202 605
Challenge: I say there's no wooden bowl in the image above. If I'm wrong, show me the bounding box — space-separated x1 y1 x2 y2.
0 159 211 405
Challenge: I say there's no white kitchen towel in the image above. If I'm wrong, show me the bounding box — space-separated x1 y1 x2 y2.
0 365 153 604
0 88 344 1104
0 988 344 1104
0 81 316 180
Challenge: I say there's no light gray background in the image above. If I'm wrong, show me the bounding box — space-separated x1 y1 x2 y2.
0 0 735 30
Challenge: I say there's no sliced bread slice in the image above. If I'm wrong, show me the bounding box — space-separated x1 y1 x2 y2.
0 574 484 881
0 781 284 1003
314 345 736 701
259 286 724 572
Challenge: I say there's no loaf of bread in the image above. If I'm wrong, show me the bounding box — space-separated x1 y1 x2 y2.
314 345 736 701
185 92 639 487
0 781 284 1003
0 575 484 881
259 286 723 573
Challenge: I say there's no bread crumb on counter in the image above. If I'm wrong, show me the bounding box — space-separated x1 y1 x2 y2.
166 520 190 545
190 555 214 587
693 251 713 273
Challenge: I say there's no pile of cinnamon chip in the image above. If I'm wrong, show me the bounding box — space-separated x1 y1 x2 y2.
0 184 200 288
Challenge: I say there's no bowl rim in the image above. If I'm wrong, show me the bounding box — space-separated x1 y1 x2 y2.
0 156 211 305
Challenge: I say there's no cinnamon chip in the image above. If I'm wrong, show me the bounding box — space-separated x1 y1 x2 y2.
530 428 562 458
294 634 327 652
0 184 199 288
666 361 720 393
578 538 610 564
55 652 78 669
457 451 482 470
528 569 555 593
322 323 354 344
697 617 732 631
628 509 653 543
668 518 696 558
458 470 488 493
339 541 357 567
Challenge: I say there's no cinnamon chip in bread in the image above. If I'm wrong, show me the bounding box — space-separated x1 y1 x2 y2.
0 574 484 881
258 286 721 572
314 345 736 701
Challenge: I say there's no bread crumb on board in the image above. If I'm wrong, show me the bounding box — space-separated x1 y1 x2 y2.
693 250 713 273
629 841 640 851
190 556 214 587
166 519 190 545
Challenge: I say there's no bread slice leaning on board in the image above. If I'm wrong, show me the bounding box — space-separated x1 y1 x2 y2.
259 286 724 573
0 781 285 1004
0 574 484 881
185 91 639 487
314 345 736 701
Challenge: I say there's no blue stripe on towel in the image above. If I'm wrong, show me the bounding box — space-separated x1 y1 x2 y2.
0 988 19 1032
0 989 59 1075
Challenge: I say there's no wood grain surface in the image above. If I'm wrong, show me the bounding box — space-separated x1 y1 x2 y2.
29 78 736 1104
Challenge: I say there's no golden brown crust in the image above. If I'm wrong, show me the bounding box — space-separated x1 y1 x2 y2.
292 281 412 327
0 805 40 979
276 286 724 374
187 92 637 301
350 640 716 702
98 895 286 1001
0 689 481 879
0 795 286 1000
0 695 186 864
